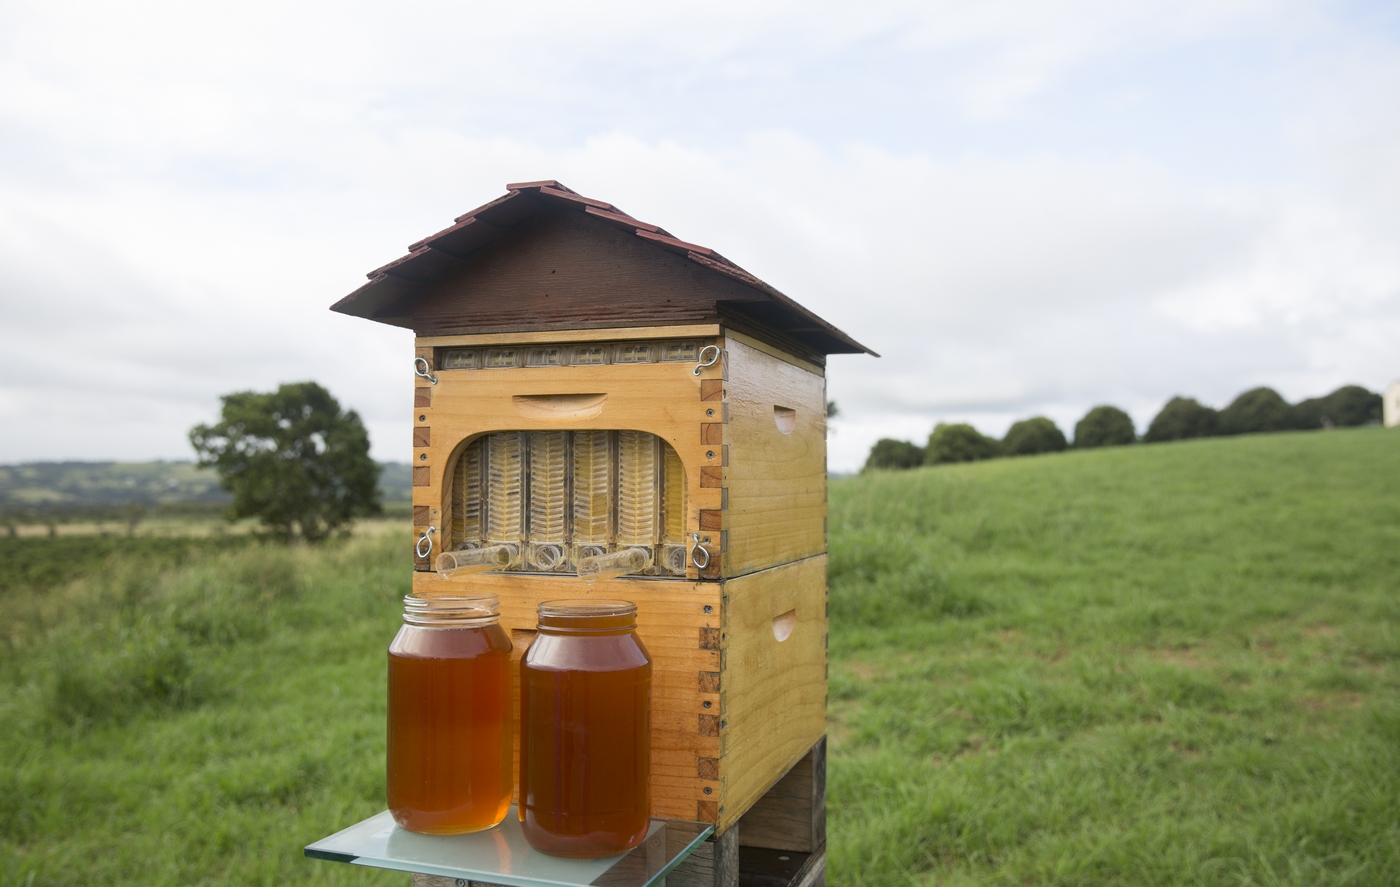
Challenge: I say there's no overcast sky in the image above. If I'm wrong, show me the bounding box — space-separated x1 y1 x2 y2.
1 0 1397 472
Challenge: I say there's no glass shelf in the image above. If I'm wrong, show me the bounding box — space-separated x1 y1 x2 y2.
306 808 714 887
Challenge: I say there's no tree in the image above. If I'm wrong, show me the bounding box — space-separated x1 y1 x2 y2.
1002 417 1068 457
1074 405 1136 448
927 423 1000 465
189 382 381 542
1293 385 1382 429
863 438 925 472
1144 397 1219 443
1218 387 1293 436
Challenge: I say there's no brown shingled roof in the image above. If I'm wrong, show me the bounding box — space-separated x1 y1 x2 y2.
331 181 876 357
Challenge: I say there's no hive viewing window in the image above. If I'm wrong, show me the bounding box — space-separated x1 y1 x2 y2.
447 430 688 577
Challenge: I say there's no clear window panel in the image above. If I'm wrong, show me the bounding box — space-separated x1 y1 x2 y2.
572 430 613 559
527 432 569 570
526 347 566 367
447 430 687 576
439 349 479 369
486 432 524 545
453 438 485 548
485 348 520 368
616 431 659 547
613 343 654 364
661 341 698 362
570 345 609 366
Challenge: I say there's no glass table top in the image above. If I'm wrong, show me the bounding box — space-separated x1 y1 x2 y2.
305 808 714 887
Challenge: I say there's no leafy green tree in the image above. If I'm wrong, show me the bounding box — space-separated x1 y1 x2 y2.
1144 397 1219 443
189 382 381 542
1293 385 1382 429
1219 387 1294 435
1002 417 1068 456
1074 405 1137 448
863 438 925 472
927 423 1000 465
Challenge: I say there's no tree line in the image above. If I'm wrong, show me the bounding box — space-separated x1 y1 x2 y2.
863 384 1384 472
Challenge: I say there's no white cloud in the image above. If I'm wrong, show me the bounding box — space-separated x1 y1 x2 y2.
0 0 1396 472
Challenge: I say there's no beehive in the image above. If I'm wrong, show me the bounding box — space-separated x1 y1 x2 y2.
332 181 874 885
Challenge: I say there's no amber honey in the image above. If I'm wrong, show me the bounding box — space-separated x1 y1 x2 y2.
520 600 652 858
387 595 513 835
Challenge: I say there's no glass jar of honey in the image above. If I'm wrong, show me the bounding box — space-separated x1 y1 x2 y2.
519 599 652 858
387 593 512 835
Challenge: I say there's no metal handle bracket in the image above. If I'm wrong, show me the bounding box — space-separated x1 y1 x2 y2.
693 345 721 377
415 526 436 559
414 357 439 385
689 533 710 569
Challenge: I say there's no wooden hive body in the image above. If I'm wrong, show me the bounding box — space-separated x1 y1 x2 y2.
334 182 872 886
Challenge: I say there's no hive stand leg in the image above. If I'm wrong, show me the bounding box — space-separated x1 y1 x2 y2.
667 823 740 887
734 737 827 887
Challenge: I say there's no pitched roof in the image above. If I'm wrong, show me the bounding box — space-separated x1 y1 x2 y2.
330 181 876 357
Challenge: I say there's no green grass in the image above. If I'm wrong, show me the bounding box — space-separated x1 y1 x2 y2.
1 536 409 886
827 427 1400 886
0 535 262 598
0 428 1396 885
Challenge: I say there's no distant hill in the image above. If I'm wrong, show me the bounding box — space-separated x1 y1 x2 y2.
0 460 413 517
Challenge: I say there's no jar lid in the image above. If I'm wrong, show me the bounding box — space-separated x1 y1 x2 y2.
403 593 499 625
538 599 636 618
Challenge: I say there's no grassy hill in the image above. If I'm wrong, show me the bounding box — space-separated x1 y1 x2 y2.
827 426 1399 885
0 460 414 522
0 427 1396 885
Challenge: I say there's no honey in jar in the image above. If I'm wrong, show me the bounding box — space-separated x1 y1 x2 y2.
387 593 513 835
519 599 652 858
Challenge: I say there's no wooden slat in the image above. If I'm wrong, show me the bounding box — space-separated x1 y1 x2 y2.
720 337 826 577
716 557 828 833
412 426 430 447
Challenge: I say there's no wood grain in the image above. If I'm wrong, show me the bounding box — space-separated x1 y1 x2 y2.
720 337 827 578
715 556 828 833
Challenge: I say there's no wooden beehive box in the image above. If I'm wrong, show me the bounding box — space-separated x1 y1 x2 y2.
332 181 873 886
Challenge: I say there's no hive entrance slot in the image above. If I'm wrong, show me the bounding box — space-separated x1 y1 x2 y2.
772 609 796 642
773 406 796 434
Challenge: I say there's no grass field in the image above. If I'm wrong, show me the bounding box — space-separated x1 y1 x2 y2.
1 427 1397 885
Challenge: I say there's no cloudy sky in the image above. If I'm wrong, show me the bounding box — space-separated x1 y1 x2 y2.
1 0 1397 472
